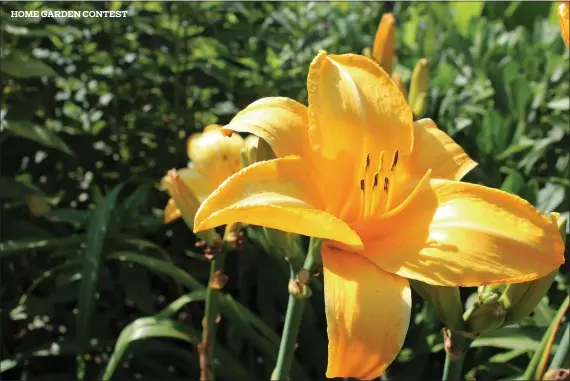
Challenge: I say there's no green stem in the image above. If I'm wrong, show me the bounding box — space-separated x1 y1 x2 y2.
548 324 569 370
271 237 322 381
442 329 473 381
200 250 227 381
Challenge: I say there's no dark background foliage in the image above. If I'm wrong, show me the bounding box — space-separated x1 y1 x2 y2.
1 2 568 380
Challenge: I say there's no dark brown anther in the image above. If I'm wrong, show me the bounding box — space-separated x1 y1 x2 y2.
391 150 399 171
365 153 371 169
383 177 389 192
373 173 379 188
360 178 365 191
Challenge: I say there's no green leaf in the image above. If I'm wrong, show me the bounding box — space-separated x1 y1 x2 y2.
119 263 156 314
155 290 206 319
472 326 554 351
0 236 85 259
451 2 484 35
0 177 46 199
76 184 124 380
102 317 252 380
1 53 58 78
5 121 73 155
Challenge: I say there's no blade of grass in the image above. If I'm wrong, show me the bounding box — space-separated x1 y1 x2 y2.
76 184 123 380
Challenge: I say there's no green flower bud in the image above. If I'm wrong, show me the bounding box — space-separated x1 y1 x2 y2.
240 135 276 169
500 270 558 326
408 58 429 118
463 294 507 334
410 280 464 331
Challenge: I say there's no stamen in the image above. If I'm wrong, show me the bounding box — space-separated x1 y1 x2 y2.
383 177 389 192
359 178 366 218
360 178 365 191
378 152 384 172
366 153 371 170
373 173 379 188
391 151 399 171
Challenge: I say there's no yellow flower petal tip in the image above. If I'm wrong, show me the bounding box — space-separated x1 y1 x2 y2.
559 2 570 49
372 13 396 74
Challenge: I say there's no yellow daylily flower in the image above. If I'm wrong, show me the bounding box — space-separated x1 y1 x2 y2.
194 52 565 380
559 2 570 49
161 124 247 224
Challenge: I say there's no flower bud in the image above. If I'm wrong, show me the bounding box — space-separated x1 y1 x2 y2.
162 169 219 245
362 47 372 59
408 58 429 118
409 280 464 331
372 13 395 74
500 270 558 326
559 2 570 50
463 293 507 334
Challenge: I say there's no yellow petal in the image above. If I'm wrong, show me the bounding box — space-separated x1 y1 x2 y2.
363 179 565 286
164 198 182 224
307 51 414 215
372 13 395 74
391 72 407 98
410 119 477 181
559 2 570 49
322 244 410 379
222 97 311 158
194 156 363 248
186 125 244 184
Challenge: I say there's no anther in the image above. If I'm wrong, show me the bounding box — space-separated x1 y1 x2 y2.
379 152 384 172
373 173 379 188
391 151 399 171
360 179 365 192
366 153 371 170
383 177 389 192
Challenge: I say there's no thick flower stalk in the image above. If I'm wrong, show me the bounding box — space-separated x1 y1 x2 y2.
193 51 565 380
559 2 570 49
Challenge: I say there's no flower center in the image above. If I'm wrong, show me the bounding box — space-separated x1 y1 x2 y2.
340 150 399 221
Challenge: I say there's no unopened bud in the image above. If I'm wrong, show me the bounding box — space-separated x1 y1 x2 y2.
463 294 506 334
558 2 569 50
500 270 558 326
162 169 220 245
362 47 372 58
372 13 395 74
408 58 429 118
391 72 407 99
410 280 464 331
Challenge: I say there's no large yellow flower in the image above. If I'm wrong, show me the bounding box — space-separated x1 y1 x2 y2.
193 52 565 380
559 2 570 49
162 124 246 224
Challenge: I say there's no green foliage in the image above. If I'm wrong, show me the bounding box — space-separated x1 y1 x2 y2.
1 2 568 381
